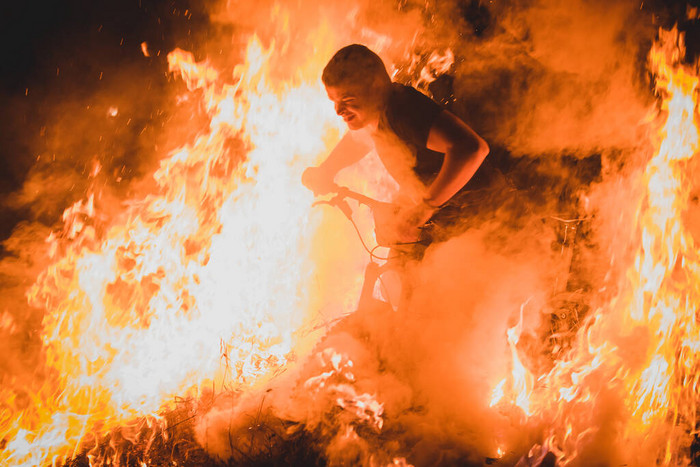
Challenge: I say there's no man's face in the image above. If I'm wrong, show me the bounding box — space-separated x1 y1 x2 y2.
325 84 381 131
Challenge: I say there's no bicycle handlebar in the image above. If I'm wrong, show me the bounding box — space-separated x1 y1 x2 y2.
311 185 389 220
311 185 425 254
320 185 382 207
333 186 382 210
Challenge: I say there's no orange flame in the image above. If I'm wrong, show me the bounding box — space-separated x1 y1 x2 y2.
490 27 700 464
1 31 355 465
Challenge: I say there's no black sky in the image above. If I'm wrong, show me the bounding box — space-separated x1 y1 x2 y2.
0 0 211 243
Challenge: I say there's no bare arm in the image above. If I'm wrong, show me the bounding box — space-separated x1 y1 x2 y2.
390 110 489 243
303 130 373 194
320 131 373 173
424 110 489 206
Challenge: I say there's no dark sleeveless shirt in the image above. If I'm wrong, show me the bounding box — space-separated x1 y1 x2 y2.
379 83 444 186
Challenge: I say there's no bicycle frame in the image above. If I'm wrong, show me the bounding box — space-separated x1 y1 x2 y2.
312 186 404 312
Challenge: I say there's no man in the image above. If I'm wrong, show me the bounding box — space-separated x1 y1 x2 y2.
303 44 489 248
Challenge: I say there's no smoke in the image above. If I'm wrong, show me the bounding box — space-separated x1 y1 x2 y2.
206 0 655 159
1 0 683 464
197 215 560 463
189 0 674 464
442 0 655 158
383 227 556 461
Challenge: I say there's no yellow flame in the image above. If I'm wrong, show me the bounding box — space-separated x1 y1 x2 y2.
1 30 353 465
489 27 700 464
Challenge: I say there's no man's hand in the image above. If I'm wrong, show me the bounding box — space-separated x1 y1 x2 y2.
393 201 436 243
302 166 336 195
373 200 436 245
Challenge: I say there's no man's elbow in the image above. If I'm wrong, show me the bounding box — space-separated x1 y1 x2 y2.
475 137 489 162
455 135 489 164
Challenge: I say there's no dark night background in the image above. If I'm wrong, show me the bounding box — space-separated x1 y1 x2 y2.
0 0 212 245
0 0 697 246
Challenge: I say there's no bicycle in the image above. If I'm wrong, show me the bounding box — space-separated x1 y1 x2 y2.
312 185 430 315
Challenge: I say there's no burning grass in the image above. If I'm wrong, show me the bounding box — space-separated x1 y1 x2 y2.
61 396 328 467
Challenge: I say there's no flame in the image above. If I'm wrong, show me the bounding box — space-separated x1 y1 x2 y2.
418 48 454 86
489 300 533 416
490 26 700 464
304 348 384 431
1 31 355 465
4 4 698 464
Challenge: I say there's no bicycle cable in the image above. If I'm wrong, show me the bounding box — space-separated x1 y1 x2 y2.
344 211 391 261
317 192 424 262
